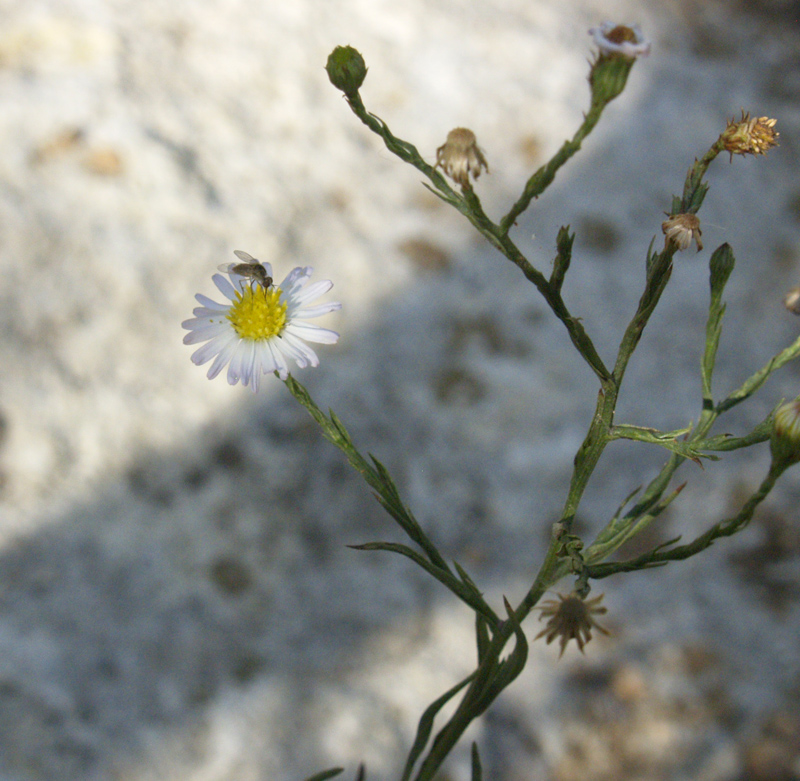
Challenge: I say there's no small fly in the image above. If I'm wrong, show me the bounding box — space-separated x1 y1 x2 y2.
218 250 273 290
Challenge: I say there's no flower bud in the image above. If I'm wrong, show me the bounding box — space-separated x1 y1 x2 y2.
771 396 800 468
326 45 367 96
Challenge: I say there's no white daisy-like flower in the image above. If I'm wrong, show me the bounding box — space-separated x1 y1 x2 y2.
589 22 651 59
182 257 341 391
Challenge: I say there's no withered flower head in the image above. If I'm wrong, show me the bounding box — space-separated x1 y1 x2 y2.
435 128 489 188
721 111 778 162
783 286 800 315
589 22 651 59
662 213 703 252
535 591 609 657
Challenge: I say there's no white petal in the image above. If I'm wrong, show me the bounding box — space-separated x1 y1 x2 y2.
293 301 341 319
292 279 333 304
268 340 289 379
191 332 239 365
281 331 320 367
207 339 238 379
182 322 230 344
285 322 340 344
254 341 278 377
227 345 246 385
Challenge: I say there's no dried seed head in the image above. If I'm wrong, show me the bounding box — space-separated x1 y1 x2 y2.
535 592 609 657
662 213 703 252
435 128 489 189
721 111 778 162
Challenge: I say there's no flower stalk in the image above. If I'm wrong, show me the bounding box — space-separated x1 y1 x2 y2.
186 27 792 781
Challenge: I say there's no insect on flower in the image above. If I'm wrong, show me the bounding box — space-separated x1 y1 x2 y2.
218 250 273 290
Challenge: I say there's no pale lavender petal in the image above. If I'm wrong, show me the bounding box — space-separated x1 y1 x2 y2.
279 266 312 293
194 294 229 311
213 273 239 301
239 340 257 387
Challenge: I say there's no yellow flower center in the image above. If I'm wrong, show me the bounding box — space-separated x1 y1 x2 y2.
227 284 287 340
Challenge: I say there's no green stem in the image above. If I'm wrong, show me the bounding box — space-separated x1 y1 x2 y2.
500 98 608 234
587 461 787 578
413 554 555 781
493 235 611 381
342 91 613 384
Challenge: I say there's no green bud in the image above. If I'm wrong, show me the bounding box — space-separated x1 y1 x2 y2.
708 243 735 303
589 54 635 104
326 45 367 96
770 396 800 468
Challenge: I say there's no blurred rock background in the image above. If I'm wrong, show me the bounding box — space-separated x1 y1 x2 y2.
0 0 798 779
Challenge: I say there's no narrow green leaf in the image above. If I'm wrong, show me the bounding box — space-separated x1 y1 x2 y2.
718 330 800 413
473 598 528 709
302 768 344 781
702 244 736 397
550 225 574 291
583 483 686 569
609 424 717 460
453 560 480 592
686 180 709 212
697 416 773 452
475 613 491 663
471 743 483 781
399 674 476 781
349 542 499 625
681 160 709 213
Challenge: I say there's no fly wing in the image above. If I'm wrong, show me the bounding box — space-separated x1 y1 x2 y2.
233 250 257 264
217 262 236 273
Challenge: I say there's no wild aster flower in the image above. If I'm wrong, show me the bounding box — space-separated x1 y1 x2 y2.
721 111 778 162
662 212 703 252
182 258 341 391
589 22 651 59
535 591 609 657
435 128 489 188
771 395 800 467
